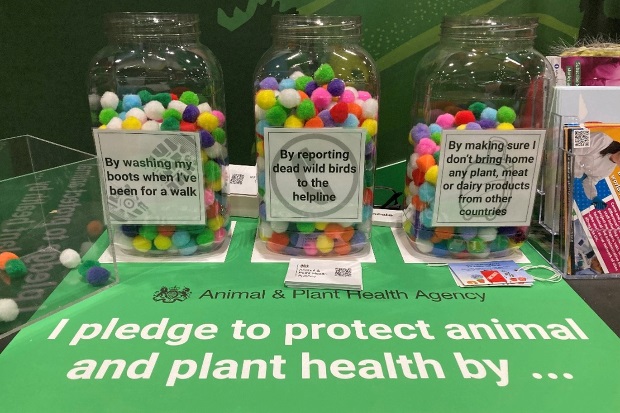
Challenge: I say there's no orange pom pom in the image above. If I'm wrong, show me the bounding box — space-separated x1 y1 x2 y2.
347 102 363 120
0 252 19 270
434 226 454 240
334 240 351 255
411 194 427 211
341 226 354 242
87 220 104 237
324 223 345 239
304 116 324 128
157 225 176 237
298 91 309 100
267 232 289 252
416 154 436 174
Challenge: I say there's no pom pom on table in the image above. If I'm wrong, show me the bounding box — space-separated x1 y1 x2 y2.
0 299 19 322
313 63 335 84
59 249 81 269
86 266 111 286
304 116 324 128
5 259 27 278
0 252 19 270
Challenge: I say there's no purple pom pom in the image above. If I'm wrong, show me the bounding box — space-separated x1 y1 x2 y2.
326 78 345 96
305 81 319 97
477 119 497 129
259 77 279 90
318 110 336 127
410 123 430 144
465 122 482 130
182 105 200 123
350 231 367 246
200 130 215 148
86 266 111 286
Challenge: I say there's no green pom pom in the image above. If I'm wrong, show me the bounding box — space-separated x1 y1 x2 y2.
365 132 373 144
295 75 313 91
296 99 316 120
212 127 226 144
196 229 215 245
78 260 100 277
116 100 123 112
296 222 315 233
180 91 200 106
5 259 27 278
137 90 153 104
139 225 158 240
258 187 265 197
497 106 517 124
468 102 486 118
161 117 180 131
433 150 441 163
265 105 287 126
314 63 335 84
364 170 373 187
182 225 207 235
430 131 441 145
98 108 118 125
203 160 221 182
162 108 182 121
152 93 172 107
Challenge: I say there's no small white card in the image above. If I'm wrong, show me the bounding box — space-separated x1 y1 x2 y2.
284 258 363 291
449 260 533 287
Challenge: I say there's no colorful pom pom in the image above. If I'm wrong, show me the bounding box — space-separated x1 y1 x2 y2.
497 106 517 124
454 110 476 126
314 63 335 84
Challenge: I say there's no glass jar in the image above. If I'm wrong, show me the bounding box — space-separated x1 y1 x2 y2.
88 13 230 256
253 15 379 257
403 16 554 259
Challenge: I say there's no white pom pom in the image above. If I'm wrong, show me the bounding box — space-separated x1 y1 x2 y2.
408 181 418 196
289 71 304 80
405 195 413 207
59 249 81 269
354 98 365 107
100 91 119 109
0 298 19 322
107 117 123 130
270 221 289 233
205 142 227 160
256 156 265 171
278 89 301 108
409 153 419 167
197 102 212 113
415 238 434 254
344 86 359 98
142 120 160 131
88 93 101 110
362 98 379 119
143 100 165 121
255 105 266 120
258 221 273 239
168 100 187 113
126 108 147 124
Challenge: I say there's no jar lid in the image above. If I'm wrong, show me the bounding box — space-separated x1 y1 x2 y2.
272 15 362 39
105 12 200 39
441 16 537 41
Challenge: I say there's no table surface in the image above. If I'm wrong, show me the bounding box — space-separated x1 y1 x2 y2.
0 219 618 413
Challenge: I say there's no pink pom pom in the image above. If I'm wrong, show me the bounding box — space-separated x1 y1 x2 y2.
303 240 318 256
212 110 226 126
340 90 355 103
204 189 215 206
357 91 372 101
435 113 455 129
311 88 333 111
415 138 439 156
214 228 227 243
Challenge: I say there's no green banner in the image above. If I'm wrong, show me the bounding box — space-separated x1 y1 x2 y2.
1 219 618 412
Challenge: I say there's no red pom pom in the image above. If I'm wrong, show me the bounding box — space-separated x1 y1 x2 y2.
329 102 349 123
412 169 425 186
170 93 179 100
454 110 476 126
180 121 197 131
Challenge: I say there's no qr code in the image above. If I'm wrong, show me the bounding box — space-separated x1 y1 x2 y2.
335 267 352 277
572 129 590 149
230 174 244 185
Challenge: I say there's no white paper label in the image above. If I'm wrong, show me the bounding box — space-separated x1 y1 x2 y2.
284 258 363 290
93 130 205 225
264 128 365 222
432 129 545 226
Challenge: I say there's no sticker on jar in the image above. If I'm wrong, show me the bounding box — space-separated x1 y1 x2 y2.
432 129 546 226
93 130 206 225
263 128 365 222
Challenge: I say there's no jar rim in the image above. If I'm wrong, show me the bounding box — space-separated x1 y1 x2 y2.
105 12 200 38
272 15 362 39
441 16 538 41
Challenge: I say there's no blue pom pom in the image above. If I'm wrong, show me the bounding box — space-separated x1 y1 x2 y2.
457 226 478 240
350 231 367 246
279 78 296 91
429 123 442 134
86 266 111 286
416 226 434 240
362 205 373 221
178 240 198 256
259 202 266 219
418 182 436 203
256 120 269 136
200 130 215 148
118 111 127 120
257 171 265 190
172 231 191 247
480 107 498 121
122 94 142 112
342 113 360 128
260 77 279 90
420 208 433 227
183 105 200 123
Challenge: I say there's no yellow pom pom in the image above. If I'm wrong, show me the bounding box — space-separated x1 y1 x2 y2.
209 179 223 192
256 90 276 110
201 149 209 162
314 222 328 231
403 186 410 197
403 219 412 234
316 234 334 254
361 119 378 136
99 124 107 129
408 132 413 145
122 116 142 130
425 165 439 185
284 115 304 128
132 235 152 252
153 235 172 250
197 112 219 132
208 216 225 231
497 122 515 130
456 124 467 130
256 140 265 157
